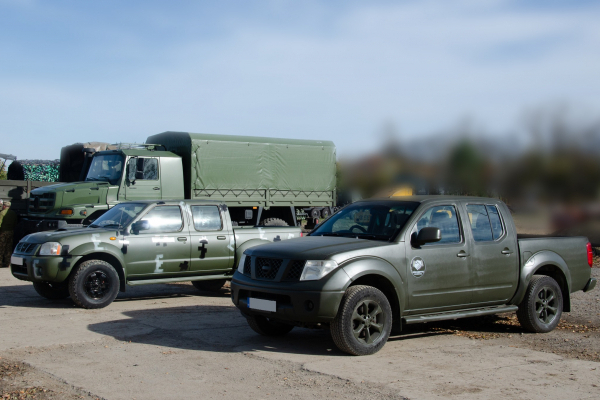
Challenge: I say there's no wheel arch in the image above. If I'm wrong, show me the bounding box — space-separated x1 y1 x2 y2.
511 251 571 312
70 252 127 292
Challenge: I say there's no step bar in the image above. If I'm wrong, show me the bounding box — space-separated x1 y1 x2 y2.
127 274 230 286
403 305 518 325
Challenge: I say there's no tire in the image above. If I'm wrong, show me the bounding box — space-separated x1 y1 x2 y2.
32 281 70 300
517 275 563 333
68 260 120 309
321 208 331 219
246 315 294 336
331 285 392 356
191 279 226 292
260 218 289 227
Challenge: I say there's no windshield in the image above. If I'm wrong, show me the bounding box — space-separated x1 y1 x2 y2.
310 201 420 241
89 203 147 229
85 154 124 185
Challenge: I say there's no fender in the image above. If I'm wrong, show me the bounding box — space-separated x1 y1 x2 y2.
67 241 128 288
340 256 406 318
510 250 571 308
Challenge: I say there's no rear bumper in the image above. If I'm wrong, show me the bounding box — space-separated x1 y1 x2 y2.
583 278 597 293
10 253 81 283
231 273 344 324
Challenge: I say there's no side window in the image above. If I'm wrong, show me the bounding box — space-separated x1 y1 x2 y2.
466 204 493 241
413 205 461 245
486 205 504 239
132 158 159 180
191 206 222 231
138 206 183 234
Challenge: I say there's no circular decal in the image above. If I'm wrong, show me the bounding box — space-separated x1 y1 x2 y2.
411 257 426 278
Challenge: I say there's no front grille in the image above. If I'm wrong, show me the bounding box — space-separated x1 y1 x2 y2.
255 257 283 280
283 260 306 281
15 242 37 255
28 193 55 213
243 256 252 276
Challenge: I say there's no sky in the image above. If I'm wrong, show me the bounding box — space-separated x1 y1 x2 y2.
1 0 599 160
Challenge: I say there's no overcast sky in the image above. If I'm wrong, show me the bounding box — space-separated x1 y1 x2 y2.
1 0 599 160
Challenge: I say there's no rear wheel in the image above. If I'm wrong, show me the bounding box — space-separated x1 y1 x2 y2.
246 315 294 336
32 281 70 300
260 218 289 227
191 279 226 292
68 260 120 309
331 285 392 356
517 275 563 333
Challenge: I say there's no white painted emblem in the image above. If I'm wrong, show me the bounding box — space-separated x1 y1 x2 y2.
411 257 426 278
287 233 295 239
91 234 104 250
152 236 175 243
258 227 265 240
154 254 164 273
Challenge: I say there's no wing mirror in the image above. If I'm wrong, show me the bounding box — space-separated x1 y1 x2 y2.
131 220 150 234
413 227 442 246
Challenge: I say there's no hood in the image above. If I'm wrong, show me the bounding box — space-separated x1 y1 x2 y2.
244 236 395 260
21 227 118 244
30 181 112 211
31 181 109 194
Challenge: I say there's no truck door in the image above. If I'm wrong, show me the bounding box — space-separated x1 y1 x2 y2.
464 203 518 305
405 203 473 313
124 204 191 278
188 205 234 274
125 157 162 200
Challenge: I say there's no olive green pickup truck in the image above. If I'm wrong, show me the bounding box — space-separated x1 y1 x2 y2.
11 200 301 308
231 196 597 355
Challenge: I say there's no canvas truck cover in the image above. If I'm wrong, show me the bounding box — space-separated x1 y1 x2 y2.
146 131 336 199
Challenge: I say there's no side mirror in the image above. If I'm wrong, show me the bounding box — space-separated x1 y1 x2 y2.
131 220 150 234
414 227 442 246
127 158 137 184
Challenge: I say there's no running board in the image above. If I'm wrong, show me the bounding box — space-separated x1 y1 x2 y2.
403 305 518 325
127 275 230 286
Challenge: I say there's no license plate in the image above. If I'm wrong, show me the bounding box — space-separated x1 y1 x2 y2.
11 256 23 266
248 297 276 312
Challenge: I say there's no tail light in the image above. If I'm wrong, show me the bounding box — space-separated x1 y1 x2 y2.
586 242 593 268
300 232 303 237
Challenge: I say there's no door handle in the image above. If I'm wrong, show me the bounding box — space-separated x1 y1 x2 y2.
177 237 188 242
457 251 469 258
153 187 160 190
217 236 226 240
501 249 513 255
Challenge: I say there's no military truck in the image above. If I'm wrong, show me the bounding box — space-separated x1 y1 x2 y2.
11 199 301 309
231 196 597 355
22 132 335 233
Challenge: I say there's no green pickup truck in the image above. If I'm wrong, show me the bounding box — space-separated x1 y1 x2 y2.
231 196 597 355
11 199 301 308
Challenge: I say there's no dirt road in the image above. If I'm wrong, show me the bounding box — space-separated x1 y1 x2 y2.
1 268 598 400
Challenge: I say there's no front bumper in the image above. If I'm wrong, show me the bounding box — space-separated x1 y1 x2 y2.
231 272 345 324
10 253 81 283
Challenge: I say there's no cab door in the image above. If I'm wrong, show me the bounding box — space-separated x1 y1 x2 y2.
124 204 191 278
464 202 519 305
124 157 162 200
188 205 234 274
405 203 473 313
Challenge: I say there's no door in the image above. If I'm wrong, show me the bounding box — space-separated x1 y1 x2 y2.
188 205 234 274
406 204 473 313
464 203 519 305
124 157 162 200
124 205 191 278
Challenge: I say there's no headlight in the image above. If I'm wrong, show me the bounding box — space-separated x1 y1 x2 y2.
300 260 338 281
39 242 62 256
237 254 247 273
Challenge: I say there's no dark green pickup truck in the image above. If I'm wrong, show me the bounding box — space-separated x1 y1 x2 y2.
11 200 300 308
231 196 597 355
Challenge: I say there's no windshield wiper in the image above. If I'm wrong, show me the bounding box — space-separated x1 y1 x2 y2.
355 234 388 241
318 232 348 237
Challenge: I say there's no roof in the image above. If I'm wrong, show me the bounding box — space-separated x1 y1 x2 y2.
364 195 503 204
95 149 181 158
158 131 335 148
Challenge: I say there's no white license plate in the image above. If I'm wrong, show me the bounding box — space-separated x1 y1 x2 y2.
11 256 23 266
248 297 276 312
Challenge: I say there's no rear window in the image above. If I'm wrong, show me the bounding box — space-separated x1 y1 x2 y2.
466 204 504 241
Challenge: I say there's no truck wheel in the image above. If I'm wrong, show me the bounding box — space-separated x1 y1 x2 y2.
260 218 289 227
191 279 226 292
246 315 294 336
32 282 70 300
331 285 392 356
68 260 120 309
517 275 563 333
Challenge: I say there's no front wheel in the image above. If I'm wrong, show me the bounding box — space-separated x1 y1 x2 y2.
32 281 70 300
68 260 120 309
331 285 392 356
246 315 294 336
517 275 563 333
